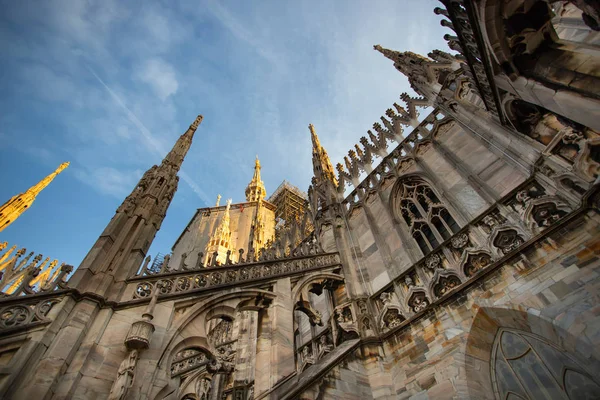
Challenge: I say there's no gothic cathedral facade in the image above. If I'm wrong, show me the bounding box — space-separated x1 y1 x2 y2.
1 1 600 399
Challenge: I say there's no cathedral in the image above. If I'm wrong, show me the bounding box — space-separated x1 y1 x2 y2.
1 1 600 399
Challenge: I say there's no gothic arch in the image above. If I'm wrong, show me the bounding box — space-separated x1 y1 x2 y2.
150 289 273 400
406 287 431 314
428 269 462 299
459 249 494 278
291 272 345 302
522 196 571 232
155 288 275 368
487 226 529 258
378 303 406 331
389 173 461 255
463 306 600 399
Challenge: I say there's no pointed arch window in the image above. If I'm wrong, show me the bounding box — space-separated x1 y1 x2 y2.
491 329 600 399
397 177 459 254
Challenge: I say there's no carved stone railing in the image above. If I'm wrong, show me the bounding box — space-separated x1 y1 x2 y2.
334 98 435 197
0 293 65 333
136 228 322 277
339 109 454 212
0 242 72 297
129 252 342 299
369 177 575 334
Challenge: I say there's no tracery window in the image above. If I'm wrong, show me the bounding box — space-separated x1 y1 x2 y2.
491 329 600 399
397 177 459 254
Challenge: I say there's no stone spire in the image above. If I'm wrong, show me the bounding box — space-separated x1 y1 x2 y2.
205 199 233 266
309 124 338 186
163 115 202 171
70 115 203 298
0 162 69 232
374 44 457 100
245 156 267 202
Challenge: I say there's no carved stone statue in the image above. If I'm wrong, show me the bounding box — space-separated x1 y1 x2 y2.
108 349 138 400
180 252 188 270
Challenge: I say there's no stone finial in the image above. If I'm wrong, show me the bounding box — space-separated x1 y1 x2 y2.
216 194 221 207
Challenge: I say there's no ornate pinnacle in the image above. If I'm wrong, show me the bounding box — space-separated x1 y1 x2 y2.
373 44 401 62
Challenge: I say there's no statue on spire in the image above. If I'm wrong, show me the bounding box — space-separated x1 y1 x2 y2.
245 156 267 202
0 162 69 232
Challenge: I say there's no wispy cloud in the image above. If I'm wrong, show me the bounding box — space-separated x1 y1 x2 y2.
0 0 450 266
135 58 179 101
73 167 143 198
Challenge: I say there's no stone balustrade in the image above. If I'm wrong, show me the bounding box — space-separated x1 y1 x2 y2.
370 178 574 334
129 252 342 299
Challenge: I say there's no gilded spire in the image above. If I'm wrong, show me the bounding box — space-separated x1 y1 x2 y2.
0 162 69 232
309 124 338 186
205 199 233 266
245 156 267 202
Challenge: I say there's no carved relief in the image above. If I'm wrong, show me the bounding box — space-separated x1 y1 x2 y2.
108 349 138 400
407 291 429 313
530 202 567 227
433 274 461 298
493 230 525 255
0 298 60 330
450 232 469 249
424 253 442 270
463 252 493 277
171 348 210 376
132 253 341 299
381 308 406 330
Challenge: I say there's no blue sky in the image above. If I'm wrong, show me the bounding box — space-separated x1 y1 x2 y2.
0 0 449 268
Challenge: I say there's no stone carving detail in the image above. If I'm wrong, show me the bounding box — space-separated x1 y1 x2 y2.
424 253 442 270
436 3 501 118
132 253 341 299
171 348 210 376
531 203 567 227
195 377 212 400
125 319 154 349
208 343 235 374
299 345 315 370
0 298 60 330
380 292 394 306
208 319 233 347
450 232 469 249
463 253 493 277
407 291 429 313
493 230 525 255
335 306 353 325
108 349 138 400
318 334 333 357
433 275 461 298
382 308 405 330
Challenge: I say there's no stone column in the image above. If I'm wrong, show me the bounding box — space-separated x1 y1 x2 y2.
258 278 295 390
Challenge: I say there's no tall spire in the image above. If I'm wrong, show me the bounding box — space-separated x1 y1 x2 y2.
163 115 203 171
70 114 202 298
309 124 338 186
0 162 69 232
245 156 267 202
